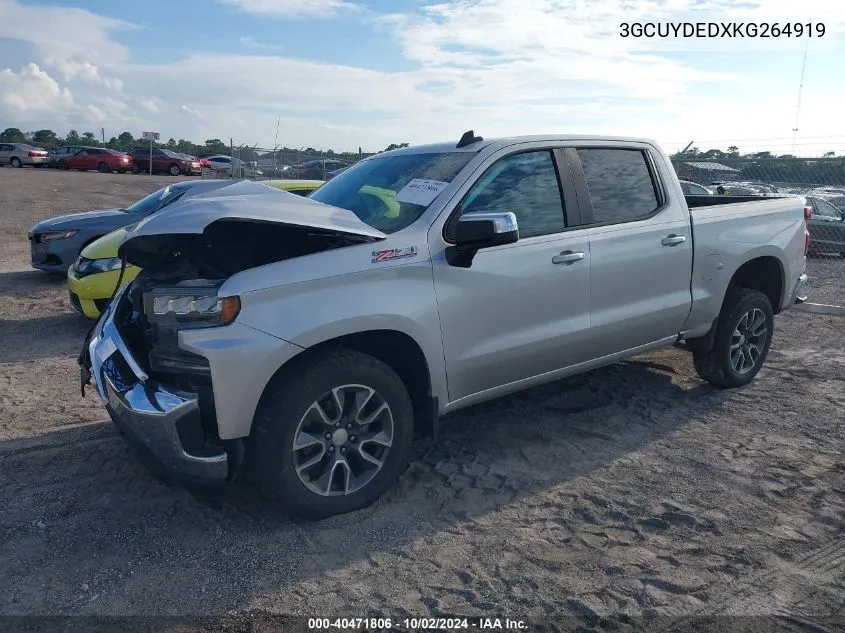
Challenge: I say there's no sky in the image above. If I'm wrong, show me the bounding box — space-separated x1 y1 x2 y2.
1 0 844 155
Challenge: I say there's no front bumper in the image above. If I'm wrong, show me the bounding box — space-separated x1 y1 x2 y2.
87 302 229 483
85 286 304 484
67 265 140 319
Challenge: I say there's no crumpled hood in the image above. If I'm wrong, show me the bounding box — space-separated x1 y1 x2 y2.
120 180 386 248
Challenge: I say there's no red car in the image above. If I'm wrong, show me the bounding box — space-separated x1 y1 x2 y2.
128 148 201 176
58 148 133 173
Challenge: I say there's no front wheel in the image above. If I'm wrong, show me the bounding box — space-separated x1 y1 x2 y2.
57 160 68 170
693 288 774 389
248 349 414 519
168 163 181 176
131 163 140 174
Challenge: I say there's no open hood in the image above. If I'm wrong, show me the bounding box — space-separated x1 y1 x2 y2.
118 180 387 275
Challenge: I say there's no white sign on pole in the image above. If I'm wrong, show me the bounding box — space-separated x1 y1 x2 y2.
141 131 160 141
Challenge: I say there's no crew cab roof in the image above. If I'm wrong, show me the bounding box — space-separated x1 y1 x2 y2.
373 134 660 158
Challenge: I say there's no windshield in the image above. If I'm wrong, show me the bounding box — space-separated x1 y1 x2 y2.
309 152 476 233
124 184 190 215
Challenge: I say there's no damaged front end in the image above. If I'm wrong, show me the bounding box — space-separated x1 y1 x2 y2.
78 183 386 484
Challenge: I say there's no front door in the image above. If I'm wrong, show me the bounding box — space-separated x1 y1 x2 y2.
432 148 592 403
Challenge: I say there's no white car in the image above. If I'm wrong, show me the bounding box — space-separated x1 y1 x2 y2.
203 155 263 178
678 180 713 195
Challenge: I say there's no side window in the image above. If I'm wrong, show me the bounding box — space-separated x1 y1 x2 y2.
454 150 565 239
77 150 88 156
814 199 842 219
0 144 11 151
577 148 660 224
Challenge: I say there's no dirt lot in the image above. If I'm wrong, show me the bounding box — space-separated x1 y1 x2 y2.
0 168 843 628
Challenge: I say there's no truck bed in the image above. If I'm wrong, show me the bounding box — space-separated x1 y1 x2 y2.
684 194 795 208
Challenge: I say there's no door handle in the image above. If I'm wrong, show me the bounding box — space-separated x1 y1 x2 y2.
661 234 687 246
552 251 585 265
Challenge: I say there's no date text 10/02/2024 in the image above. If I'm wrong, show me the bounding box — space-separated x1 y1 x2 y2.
308 617 529 630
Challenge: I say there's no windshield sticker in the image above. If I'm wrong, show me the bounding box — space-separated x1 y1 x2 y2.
372 246 418 263
394 179 449 206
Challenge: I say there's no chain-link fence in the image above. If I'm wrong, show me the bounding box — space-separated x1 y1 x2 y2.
200 143 369 182
670 156 844 305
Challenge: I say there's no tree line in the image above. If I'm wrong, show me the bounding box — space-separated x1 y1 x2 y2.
0 127 410 164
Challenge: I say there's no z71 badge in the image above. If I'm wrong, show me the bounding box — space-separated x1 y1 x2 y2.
372 246 418 263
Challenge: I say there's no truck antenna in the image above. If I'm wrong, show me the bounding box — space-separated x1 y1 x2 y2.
457 130 483 148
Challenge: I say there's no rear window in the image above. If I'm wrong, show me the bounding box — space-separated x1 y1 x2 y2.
577 148 661 224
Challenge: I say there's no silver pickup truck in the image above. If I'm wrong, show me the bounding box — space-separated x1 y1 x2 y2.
80 132 809 518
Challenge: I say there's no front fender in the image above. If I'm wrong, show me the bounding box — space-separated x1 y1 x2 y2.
234 262 449 408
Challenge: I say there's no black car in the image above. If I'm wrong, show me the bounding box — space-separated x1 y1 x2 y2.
292 159 350 180
806 196 845 256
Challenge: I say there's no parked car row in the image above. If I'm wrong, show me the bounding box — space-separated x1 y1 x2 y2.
28 179 325 317
2 143 208 176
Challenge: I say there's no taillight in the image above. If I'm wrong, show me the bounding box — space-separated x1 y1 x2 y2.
804 205 812 256
28 151 45 157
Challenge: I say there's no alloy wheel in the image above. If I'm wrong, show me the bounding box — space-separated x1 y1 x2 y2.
292 384 394 497
730 307 768 375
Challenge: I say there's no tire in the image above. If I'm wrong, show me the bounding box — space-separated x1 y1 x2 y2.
10 157 22 168
97 162 110 173
248 349 414 519
168 163 181 176
693 288 774 389
131 163 140 174
57 160 68 170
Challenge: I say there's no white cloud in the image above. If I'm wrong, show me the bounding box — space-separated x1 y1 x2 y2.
217 0 356 18
0 63 74 113
141 98 160 114
180 104 203 118
240 36 285 51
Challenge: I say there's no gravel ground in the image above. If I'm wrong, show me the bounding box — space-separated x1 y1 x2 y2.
0 168 843 630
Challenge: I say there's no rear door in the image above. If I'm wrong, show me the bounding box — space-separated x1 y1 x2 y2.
431 146 593 402
568 146 693 356
152 150 169 172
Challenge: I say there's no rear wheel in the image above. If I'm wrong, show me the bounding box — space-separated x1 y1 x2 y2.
131 163 141 174
97 162 110 173
168 163 181 176
10 157 22 168
248 349 414 519
693 288 774 389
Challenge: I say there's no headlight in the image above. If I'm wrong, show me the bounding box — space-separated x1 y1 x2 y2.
41 230 78 241
143 288 240 327
73 256 123 277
